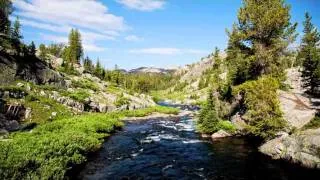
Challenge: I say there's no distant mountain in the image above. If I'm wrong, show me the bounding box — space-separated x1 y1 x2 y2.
129 67 175 74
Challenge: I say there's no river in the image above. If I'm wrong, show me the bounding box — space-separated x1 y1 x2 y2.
75 110 320 180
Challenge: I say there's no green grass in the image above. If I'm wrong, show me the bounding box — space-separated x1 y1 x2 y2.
302 113 320 130
24 94 73 124
123 105 179 117
72 79 99 91
61 89 91 103
217 121 236 133
0 105 179 179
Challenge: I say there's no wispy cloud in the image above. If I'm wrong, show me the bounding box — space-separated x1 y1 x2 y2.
13 0 127 52
129 48 208 55
125 35 143 41
116 0 165 11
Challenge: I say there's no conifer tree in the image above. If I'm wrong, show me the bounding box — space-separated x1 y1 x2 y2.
226 0 297 80
299 12 320 95
0 0 12 35
28 41 36 56
39 44 47 60
198 90 220 134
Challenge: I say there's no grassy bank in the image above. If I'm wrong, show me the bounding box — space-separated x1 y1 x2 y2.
0 105 178 179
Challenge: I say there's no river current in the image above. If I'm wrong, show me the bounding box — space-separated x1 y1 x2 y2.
76 111 320 180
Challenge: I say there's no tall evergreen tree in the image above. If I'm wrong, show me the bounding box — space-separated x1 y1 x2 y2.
299 12 320 95
0 0 12 35
28 41 36 56
39 44 47 61
11 17 23 53
227 0 297 80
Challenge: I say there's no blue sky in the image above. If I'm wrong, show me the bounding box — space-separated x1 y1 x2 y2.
13 0 320 70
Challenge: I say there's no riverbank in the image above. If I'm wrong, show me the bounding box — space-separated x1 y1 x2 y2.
0 106 179 179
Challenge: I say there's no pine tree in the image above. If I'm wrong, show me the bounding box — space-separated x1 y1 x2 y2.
11 17 23 53
28 41 36 56
0 0 12 35
198 90 220 134
39 44 47 60
12 17 22 41
74 29 83 63
299 12 320 95
94 58 103 78
227 0 297 80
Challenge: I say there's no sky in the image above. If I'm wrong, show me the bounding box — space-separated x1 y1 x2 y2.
12 0 320 70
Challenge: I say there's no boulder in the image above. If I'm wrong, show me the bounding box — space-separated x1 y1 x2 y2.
260 128 320 168
0 51 67 88
211 130 232 139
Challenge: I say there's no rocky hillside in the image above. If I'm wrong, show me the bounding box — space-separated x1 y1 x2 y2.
260 67 320 168
129 67 174 74
153 54 218 105
0 52 156 134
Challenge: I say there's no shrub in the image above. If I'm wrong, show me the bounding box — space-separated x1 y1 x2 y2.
217 121 236 133
62 90 90 103
0 105 178 179
233 76 286 139
72 79 99 91
115 95 130 108
0 113 124 179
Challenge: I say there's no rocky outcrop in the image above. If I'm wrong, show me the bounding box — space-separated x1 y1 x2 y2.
0 52 66 88
260 67 320 168
211 130 232 139
278 68 319 129
260 129 320 168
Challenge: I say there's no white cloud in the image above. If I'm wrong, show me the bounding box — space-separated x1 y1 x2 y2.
116 0 165 11
129 48 208 55
14 0 127 33
125 35 143 41
14 0 127 52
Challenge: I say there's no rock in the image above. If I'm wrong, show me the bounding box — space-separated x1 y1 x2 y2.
40 90 46 96
25 84 31 91
211 130 232 139
260 128 320 168
98 103 107 112
16 82 24 87
24 107 32 120
231 113 246 131
5 120 20 131
201 134 211 138
279 90 316 129
0 129 9 139
0 52 67 88
51 112 57 117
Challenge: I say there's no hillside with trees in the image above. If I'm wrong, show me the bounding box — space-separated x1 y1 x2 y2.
1 0 320 179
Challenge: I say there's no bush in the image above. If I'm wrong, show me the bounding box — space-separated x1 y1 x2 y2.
72 79 99 91
62 90 90 103
0 106 178 179
0 113 124 179
233 76 286 139
115 95 130 108
217 121 236 133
